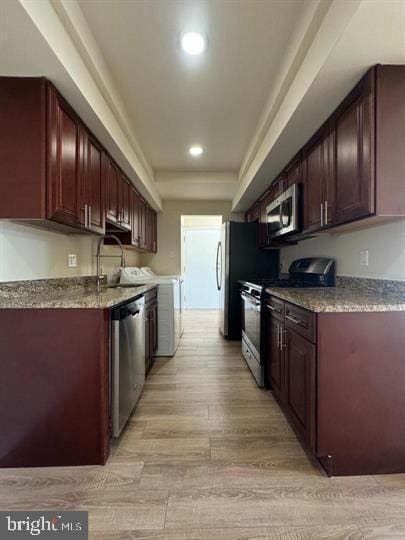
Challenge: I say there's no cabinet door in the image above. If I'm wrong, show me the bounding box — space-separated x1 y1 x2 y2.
150 209 157 253
145 307 151 372
105 156 120 224
259 192 271 248
246 202 260 223
138 198 147 249
152 303 158 352
47 87 81 227
303 131 325 232
145 205 152 251
285 329 316 450
118 175 131 231
335 88 374 224
324 129 336 227
285 155 301 188
131 189 140 247
82 130 105 234
266 314 284 402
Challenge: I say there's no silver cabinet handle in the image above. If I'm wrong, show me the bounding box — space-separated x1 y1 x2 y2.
83 203 88 228
266 304 276 311
88 205 92 227
320 202 324 227
325 200 328 225
286 314 302 325
280 328 286 349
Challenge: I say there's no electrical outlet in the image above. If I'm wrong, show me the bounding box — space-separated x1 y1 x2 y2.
359 250 369 266
68 254 78 268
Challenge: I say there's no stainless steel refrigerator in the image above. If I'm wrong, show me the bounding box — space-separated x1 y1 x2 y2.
216 221 279 339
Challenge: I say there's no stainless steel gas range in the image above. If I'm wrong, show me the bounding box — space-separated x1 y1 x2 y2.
240 257 335 387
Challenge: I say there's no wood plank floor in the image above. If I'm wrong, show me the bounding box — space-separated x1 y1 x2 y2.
1 310 405 539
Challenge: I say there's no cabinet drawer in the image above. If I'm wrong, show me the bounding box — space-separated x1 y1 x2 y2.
285 302 316 343
265 296 284 321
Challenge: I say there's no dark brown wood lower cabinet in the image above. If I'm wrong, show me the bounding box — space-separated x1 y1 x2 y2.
145 288 158 375
0 309 110 468
284 328 316 451
266 311 284 402
265 294 405 476
265 308 315 451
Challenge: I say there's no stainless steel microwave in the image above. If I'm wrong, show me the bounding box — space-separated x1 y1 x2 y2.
266 183 301 239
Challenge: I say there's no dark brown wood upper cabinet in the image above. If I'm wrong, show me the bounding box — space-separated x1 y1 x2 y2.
118 174 132 231
303 129 325 232
258 193 269 248
131 189 140 247
138 197 147 249
105 162 131 232
334 74 374 224
81 130 105 234
245 202 260 223
247 65 405 241
149 207 157 253
145 202 152 251
47 86 82 228
284 154 301 188
0 77 159 250
303 125 335 233
105 156 120 225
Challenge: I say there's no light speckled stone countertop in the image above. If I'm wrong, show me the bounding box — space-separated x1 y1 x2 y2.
265 286 405 313
0 283 158 309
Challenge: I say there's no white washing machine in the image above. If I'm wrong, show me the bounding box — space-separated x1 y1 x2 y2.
120 267 184 356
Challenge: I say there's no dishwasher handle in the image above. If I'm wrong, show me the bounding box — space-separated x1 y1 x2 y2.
111 298 145 321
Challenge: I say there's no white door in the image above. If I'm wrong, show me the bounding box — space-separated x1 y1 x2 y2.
184 228 221 309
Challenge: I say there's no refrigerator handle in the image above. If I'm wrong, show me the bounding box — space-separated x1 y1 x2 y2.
216 241 222 291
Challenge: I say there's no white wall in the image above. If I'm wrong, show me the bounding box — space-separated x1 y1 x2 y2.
182 215 223 228
0 221 141 282
280 219 405 281
183 228 221 309
140 200 244 276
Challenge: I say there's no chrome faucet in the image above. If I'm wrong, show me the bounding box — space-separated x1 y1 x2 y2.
96 234 126 292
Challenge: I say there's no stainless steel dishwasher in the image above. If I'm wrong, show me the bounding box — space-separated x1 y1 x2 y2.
111 296 145 437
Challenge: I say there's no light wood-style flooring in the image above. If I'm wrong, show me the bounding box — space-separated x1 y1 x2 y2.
1 310 405 539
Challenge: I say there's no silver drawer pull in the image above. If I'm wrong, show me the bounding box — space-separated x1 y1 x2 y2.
286 314 302 325
266 304 276 311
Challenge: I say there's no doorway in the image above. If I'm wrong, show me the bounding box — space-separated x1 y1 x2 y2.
181 215 222 309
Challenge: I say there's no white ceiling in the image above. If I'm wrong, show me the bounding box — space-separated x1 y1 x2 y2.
2 0 405 208
234 0 405 210
78 0 309 172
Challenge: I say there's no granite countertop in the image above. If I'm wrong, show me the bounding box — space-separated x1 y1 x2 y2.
0 278 158 309
265 286 405 313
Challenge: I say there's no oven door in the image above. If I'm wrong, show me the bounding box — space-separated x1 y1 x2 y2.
241 291 261 356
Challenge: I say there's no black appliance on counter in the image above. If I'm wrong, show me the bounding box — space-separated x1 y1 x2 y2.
216 222 279 339
240 257 335 387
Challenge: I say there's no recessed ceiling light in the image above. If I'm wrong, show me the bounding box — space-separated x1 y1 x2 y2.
181 32 206 55
189 145 204 157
